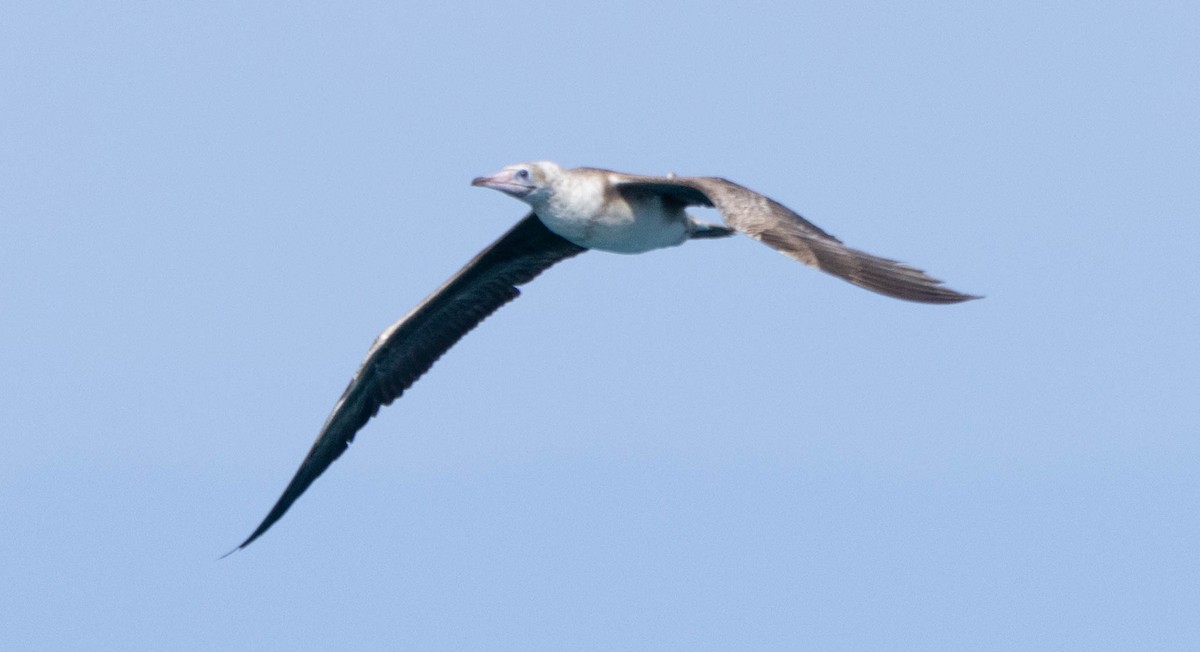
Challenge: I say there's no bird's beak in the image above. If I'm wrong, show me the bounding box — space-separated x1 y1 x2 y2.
471 169 535 198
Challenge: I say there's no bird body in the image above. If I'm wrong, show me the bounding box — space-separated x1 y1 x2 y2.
490 162 699 253
230 161 978 552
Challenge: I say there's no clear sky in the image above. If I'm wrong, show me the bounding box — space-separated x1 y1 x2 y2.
2 2 1197 649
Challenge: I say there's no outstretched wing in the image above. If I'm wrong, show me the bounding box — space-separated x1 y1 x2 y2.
233 214 587 551
614 175 978 304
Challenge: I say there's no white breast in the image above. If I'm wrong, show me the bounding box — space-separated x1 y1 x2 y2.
537 173 690 254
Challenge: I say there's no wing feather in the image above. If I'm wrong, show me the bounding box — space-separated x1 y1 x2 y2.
233 214 586 551
615 175 978 304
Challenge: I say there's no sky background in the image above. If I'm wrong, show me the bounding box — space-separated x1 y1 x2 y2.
2 2 1198 649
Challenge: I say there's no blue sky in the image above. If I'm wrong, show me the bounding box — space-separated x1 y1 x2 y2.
2 2 1197 649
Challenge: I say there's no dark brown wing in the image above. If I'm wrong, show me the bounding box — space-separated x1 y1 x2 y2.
615 176 979 304
232 214 586 552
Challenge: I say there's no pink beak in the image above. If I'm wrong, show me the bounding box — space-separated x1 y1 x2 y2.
471 169 535 198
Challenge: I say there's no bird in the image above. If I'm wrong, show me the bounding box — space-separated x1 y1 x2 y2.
229 161 979 552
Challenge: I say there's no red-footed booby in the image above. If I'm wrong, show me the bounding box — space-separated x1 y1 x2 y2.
230 161 978 553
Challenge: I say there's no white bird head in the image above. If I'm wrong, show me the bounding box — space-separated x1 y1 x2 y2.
471 161 564 206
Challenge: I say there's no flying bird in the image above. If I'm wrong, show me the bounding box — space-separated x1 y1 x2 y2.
231 162 978 552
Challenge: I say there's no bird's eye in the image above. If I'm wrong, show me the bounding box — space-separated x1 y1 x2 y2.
516 169 530 180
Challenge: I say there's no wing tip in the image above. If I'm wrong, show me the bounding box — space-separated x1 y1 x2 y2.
221 521 271 558
915 288 983 305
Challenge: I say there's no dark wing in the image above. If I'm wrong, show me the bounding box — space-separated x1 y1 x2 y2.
232 214 586 552
615 176 979 304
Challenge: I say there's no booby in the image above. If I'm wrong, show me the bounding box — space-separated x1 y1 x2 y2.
231 161 978 552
